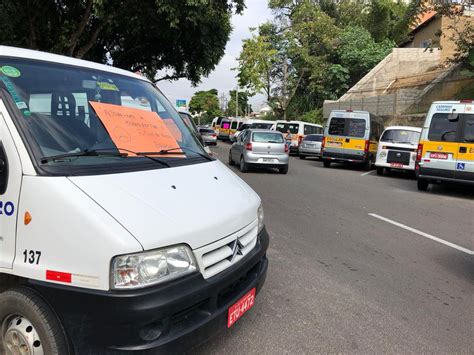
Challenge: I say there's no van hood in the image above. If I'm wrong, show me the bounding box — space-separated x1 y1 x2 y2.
68 160 260 250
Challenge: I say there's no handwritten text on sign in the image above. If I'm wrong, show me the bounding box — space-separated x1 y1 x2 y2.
89 101 181 155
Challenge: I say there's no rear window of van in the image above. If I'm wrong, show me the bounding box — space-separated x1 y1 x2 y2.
328 117 366 137
428 114 458 142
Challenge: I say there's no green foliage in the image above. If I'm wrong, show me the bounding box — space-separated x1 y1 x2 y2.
0 0 245 84
226 90 250 116
338 26 394 85
300 108 324 125
189 89 222 122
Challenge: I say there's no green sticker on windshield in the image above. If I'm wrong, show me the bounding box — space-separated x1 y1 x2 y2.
0 66 21 78
97 81 119 91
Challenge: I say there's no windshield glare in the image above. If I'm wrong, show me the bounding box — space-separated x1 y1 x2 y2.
0 58 207 174
381 129 420 144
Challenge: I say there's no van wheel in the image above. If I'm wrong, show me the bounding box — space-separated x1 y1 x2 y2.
323 160 331 168
417 179 429 191
279 165 288 174
299 155 306 160
376 167 384 176
228 150 234 166
363 158 372 171
0 287 70 355
240 157 249 173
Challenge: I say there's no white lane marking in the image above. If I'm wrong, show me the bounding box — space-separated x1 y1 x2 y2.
361 171 374 176
368 213 474 255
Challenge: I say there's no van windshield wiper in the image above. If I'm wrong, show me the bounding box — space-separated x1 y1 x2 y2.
141 147 213 161
40 150 127 164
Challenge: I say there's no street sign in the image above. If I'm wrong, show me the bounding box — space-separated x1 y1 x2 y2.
176 99 187 108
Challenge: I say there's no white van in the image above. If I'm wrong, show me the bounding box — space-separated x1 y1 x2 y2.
375 126 422 175
416 100 474 190
273 120 323 154
0 46 268 353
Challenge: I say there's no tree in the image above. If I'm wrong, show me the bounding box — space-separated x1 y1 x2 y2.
189 89 222 122
0 0 245 83
227 90 250 117
337 26 394 86
236 23 279 102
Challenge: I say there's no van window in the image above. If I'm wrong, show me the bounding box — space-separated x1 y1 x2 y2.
0 57 207 175
239 124 250 131
276 123 299 134
347 119 366 137
328 117 345 135
252 132 284 143
231 121 238 129
221 121 230 129
252 122 273 129
428 113 459 142
463 114 474 142
381 129 420 144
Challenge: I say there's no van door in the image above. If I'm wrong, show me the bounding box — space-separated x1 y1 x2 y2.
0 106 22 269
343 117 367 161
455 113 474 182
325 116 345 159
423 112 460 179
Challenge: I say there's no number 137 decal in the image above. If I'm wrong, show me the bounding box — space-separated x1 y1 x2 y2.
23 250 41 265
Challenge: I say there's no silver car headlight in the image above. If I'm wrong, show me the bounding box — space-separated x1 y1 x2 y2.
258 203 264 233
111 245 196 289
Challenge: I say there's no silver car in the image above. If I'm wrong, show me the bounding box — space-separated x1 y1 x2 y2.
228 129 289 174
299 134 323 159
199 127 218 146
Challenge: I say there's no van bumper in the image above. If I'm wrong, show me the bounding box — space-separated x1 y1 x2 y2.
322 151 367 163
28 228 270 353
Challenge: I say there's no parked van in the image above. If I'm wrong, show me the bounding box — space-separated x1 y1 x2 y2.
375 126 422 175
229 117 244 139
211 116 226 133
0 46 268 353
416 100 474 191
273 121 323 154
322 110 384 170
218 118 232 140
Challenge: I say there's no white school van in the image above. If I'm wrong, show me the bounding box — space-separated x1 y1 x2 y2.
0 46 268 354
375 126 422 175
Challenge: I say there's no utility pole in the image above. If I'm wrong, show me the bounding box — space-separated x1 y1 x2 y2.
236 85 239 118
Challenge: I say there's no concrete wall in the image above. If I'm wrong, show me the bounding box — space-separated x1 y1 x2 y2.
339 48 441 101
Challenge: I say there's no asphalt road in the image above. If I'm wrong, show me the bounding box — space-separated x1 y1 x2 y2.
196 141 473 354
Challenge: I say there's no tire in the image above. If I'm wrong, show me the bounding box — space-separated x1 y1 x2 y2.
239 156 249 173
417 178 429 191
279 165 289 174
376 167 384 176
228 150 234 166
363 157 372 171
0 287 70 355
323 160 331 168
299 155 306 160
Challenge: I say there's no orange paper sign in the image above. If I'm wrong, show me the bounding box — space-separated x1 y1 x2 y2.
89 102 181 155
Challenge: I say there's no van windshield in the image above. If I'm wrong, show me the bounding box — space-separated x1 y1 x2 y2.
251 123 273 129
275 123 299 134
0 58 208 175
381 129 420 144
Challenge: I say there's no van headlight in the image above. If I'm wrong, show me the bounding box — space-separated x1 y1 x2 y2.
258 203 264 233
111 245 196 289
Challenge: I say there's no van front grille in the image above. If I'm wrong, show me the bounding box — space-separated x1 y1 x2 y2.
194 221 258 279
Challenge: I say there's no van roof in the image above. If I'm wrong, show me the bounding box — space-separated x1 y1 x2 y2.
330 110 370 115
275 120 322 126
0 45 147 82
384 126 422 132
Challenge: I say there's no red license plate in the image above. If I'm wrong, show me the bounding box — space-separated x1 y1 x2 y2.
390 163 404 168
227 288 256 328
429 152 448 160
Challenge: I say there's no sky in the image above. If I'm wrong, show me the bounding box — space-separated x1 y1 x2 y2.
158 1 272 113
